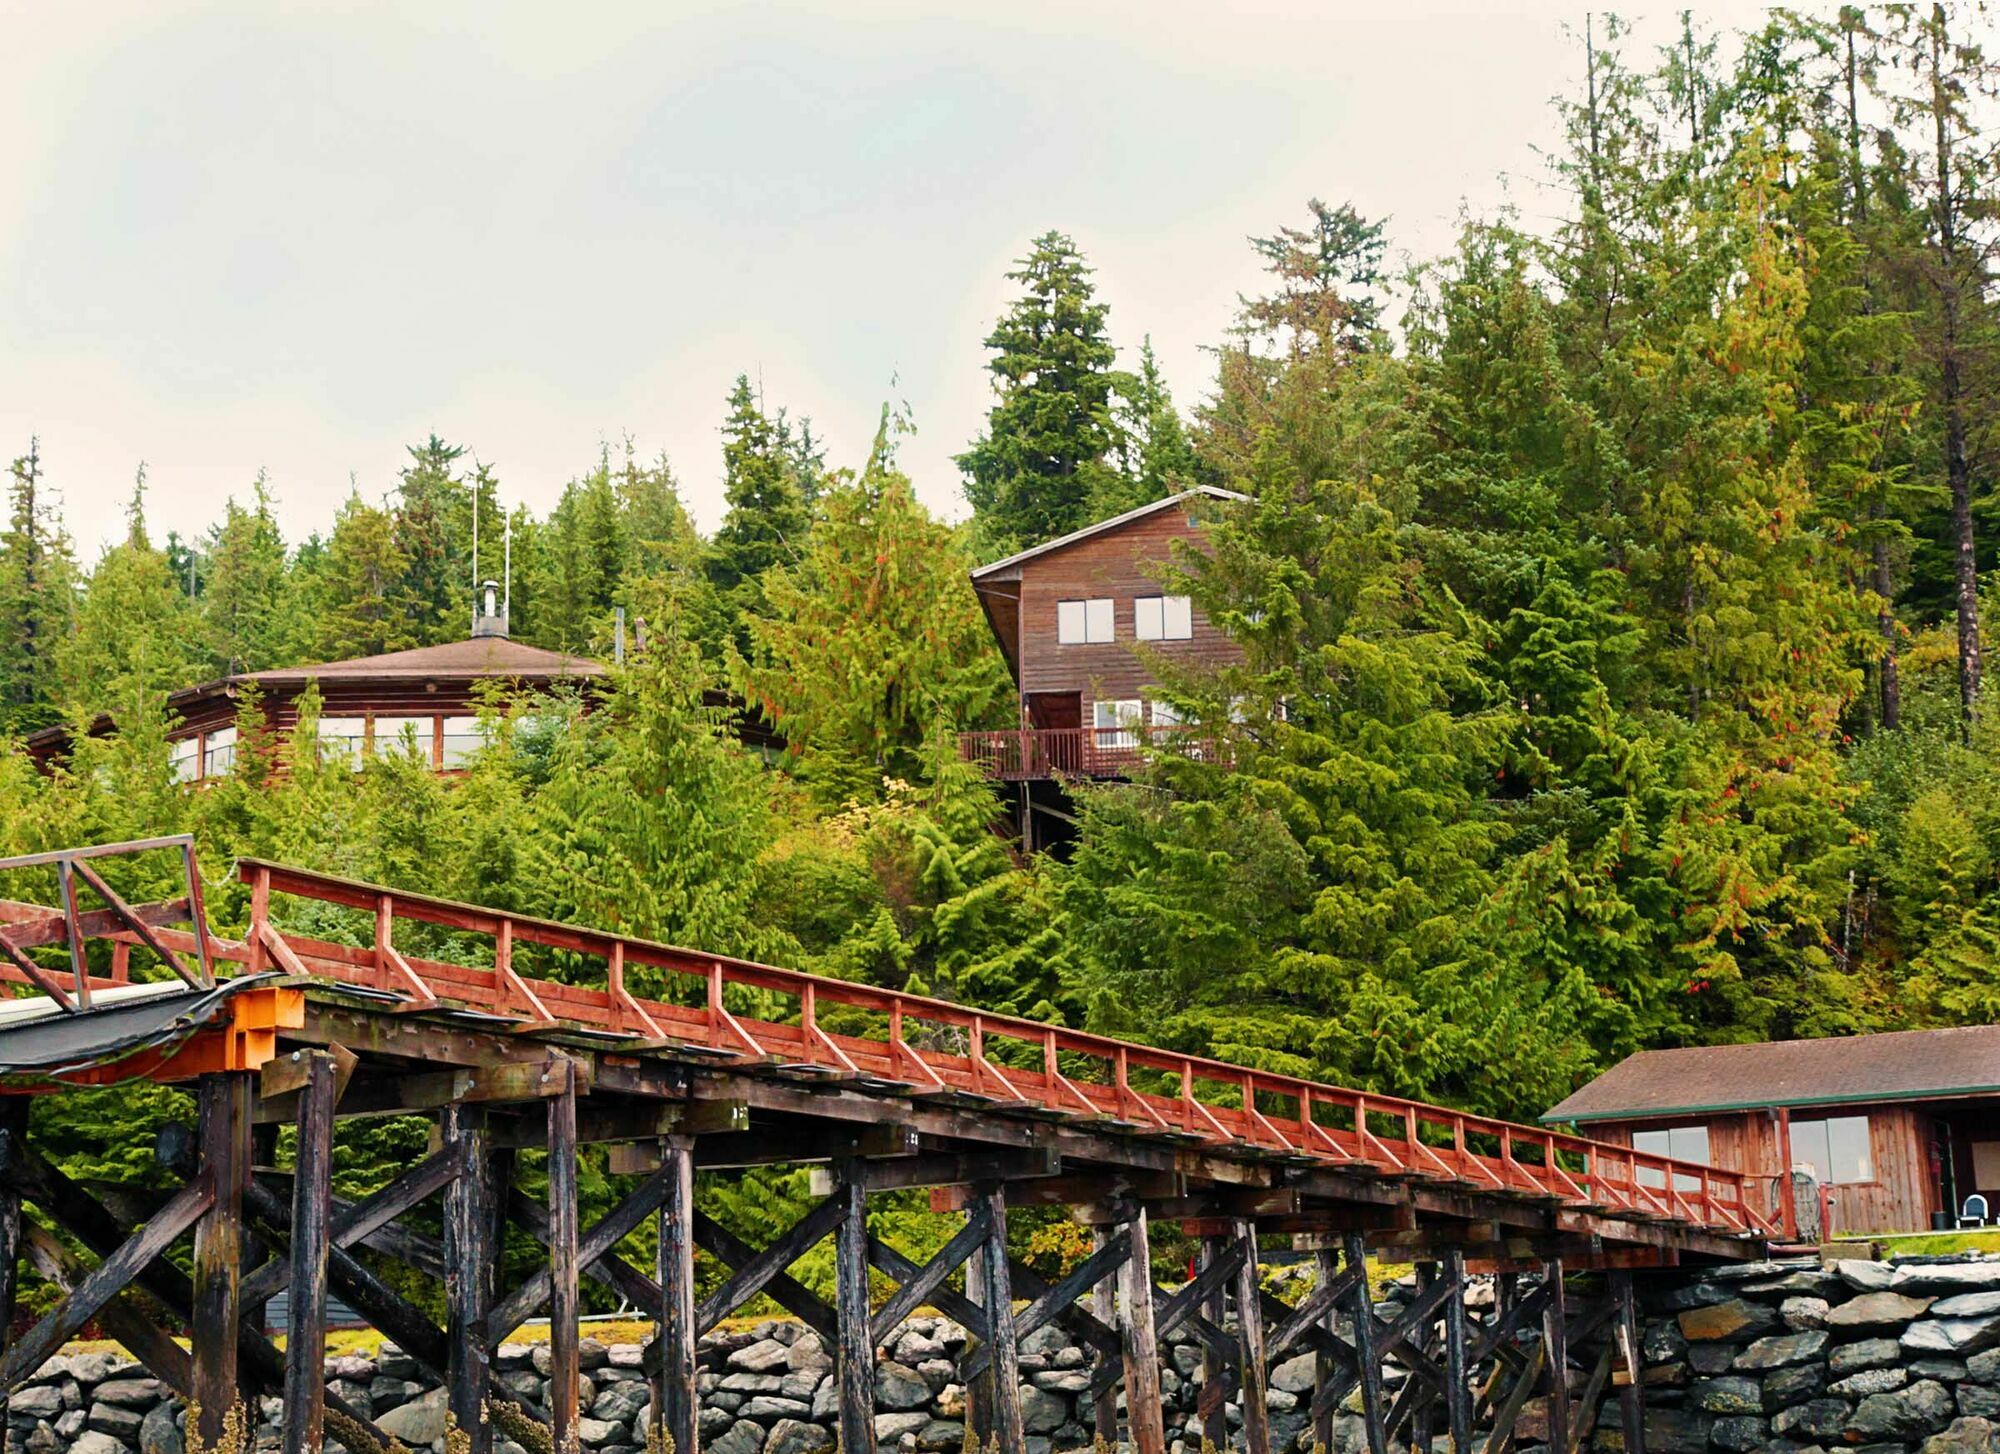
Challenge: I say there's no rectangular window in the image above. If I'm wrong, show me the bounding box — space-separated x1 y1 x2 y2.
1149 699 1183 728
169 735 200 784
313 717 367 771
440 715 483 769
1793 1116 1874 1184
202 726 237 779
372 716 433 760
1093 699 1143 750
1632 1124 1710 1191
1135 595 1193 641
1058 598 1114 645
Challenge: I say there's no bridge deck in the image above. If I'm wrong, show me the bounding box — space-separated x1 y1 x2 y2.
0 837 1764 1454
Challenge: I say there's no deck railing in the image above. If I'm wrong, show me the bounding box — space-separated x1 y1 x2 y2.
958 724 1220 781
0 839 1777 1240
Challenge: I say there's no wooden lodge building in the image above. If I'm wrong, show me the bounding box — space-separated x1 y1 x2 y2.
1541 1024 2000 1238
960 487 1246 847
25 633 605 783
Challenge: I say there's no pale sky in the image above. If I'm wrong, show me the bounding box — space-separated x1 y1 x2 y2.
4 1 1794 557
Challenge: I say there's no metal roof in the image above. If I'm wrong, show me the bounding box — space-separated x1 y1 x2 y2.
969 487 1248 581
1542 1024 2000 1124
0 977 273 1078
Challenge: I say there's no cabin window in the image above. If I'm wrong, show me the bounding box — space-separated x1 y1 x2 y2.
202 726 237 779
1149 700 1183 728
1792 1115 1874 1184
1632 1124 1709 1191
313 718 367 770
440 716 483 768
372 716 434 760
1135 595 1193 641
1093 700 1143 749
1058 598 1115 645
169 735 200 783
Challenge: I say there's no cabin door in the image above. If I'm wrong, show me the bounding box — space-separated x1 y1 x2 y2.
1932 1116 1959 1226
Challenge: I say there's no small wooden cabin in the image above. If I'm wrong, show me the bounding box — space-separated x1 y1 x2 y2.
961 486 1246 784
1541 1025 2000 1238
25 636 605 782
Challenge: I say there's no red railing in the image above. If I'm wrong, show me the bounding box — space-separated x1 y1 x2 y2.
958 725 1220 781
0 841 1777 1242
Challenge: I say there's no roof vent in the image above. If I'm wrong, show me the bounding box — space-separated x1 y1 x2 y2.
472 579 509 639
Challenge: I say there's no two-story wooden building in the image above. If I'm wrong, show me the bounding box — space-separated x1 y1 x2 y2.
960 486 1246 846
1541 1025 2000 1239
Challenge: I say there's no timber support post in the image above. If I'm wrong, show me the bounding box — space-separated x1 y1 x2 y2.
1345 1232 1388 1454
1541 1257 1570 1454
1443 1250 1473 1454
192 1071 251 1446
1091 1225 1120 1447
1117 1205 1165 1454
1613 1268 1646 1454
0 1100 25 1433
548 1062 582 1454
1232 1218 1270 1454
1200 1234 1231 1452
656 1135 699 1454
977 1183 1025 1454
280 1053 336 1454
1311 1243 1340 1454
833 1165 874 1454
443 1104 494 1454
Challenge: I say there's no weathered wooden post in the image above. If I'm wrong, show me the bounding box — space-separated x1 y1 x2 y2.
977 1183 1025 1454
656 1135 698 1454
1200 1235 1231 1451
280 1053 335 1454
1117 1205 1166 1454
1343 1232 1387 1454
1541 1258 1570 1454
1412 1261 1438 1454
443 1103 494 1454
192 1072 251 1446
548 1063 582 1454
0 1100 26 1433
833 1166 874 1454
1612 1268 1646 1454
1091 1225 1120 1446
1443 1250 1473 1454
1312 1241 1341 1454
1232 1217 1271 1454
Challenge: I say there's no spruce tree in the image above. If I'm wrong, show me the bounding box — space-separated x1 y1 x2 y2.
957 231 1126 556
0 438 77 735
202 473 296 673
317 491 417 660
706 376 812 652
59 471 207 718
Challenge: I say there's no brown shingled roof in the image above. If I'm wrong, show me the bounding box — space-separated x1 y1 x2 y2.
246 637 602 685
1541 1024 2000 1124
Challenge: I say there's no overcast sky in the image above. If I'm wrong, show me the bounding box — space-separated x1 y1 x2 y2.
5 1 1792 557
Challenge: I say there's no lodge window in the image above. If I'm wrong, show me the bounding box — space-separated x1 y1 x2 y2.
1058 598 1115 645
202 726 237 779
1149 699 1183 728
1093 699 1143 749
169 736 200 784
314 718 367 770
1632 1124 1710 1191
373 715 433 761
1791 1115 1874 1184
440 716 483 768
1134 595 1192 642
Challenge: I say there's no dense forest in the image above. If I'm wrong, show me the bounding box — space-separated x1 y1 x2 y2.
7 8 2000 1170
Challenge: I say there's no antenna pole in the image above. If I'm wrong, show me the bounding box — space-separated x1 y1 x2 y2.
471 470 480 636
504 514 512 617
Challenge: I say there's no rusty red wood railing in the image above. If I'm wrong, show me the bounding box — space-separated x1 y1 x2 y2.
958 725 1225 781
0 841 1778 1240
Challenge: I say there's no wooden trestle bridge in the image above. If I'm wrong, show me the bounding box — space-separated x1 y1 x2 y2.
0 838 1774 1454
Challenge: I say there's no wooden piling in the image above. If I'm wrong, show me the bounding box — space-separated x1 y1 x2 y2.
1232 1218 1271 1454
1091 1225 1120 1447
192 1072 251 1446
443 1104 494 1454
978 1184 1025 1454
0 1100 26 1433
1613 1268 1645 1454
833 1168 874 1454
1344 1232 1387 1454
1443 1250 1473 1454
1200 1235 1231 1452
1117 1205 1165 1454
280 1053 335 1454
1542 1257 1570 1454
656 1135 699 1454
548 1063 581 1454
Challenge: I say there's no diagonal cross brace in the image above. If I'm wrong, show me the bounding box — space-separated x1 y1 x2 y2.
872 1206 990 1345
961 1227 1129 1382
491 1158 682 1344
241 1144 463 1307
1088 1239 1247 1401
697 1194 848 1335
698 1213 839 1342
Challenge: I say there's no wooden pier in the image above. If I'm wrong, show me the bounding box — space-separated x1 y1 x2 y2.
0 838 1774 1454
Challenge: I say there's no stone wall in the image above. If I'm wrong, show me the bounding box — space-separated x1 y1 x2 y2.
16 1253 2000 1454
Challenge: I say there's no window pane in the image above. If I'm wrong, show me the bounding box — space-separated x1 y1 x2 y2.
1058 600 1086 645
440 716 483 768
169 736 200 783
1163 595 1193 640
1134 597 1164 641
1633 1128 1670 1188
373 716 432 757
1150 700 1183 727
1827 1116 1873 1182
203 726 237 779
1093 700 1142 749
1792 1119 1835 1184
1086 598 1115 643
313 718 367 771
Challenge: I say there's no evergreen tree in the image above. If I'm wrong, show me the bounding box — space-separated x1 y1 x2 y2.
958 232 1127 556
392 435 474 642
706 377 812 651
1102 337 1199 516
202 473 296 673
317 491 418 659
0 438 75 735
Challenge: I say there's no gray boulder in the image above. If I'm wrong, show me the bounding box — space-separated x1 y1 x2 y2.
1271 1353 1315 1396
1734 1330 1827 1370
1907 1316 2000 1357
1896 1262 2000 1295
90 1381 161 1410
9 1386 63 1421
710 1419 767 1454
875 1363 932 1411
1709 1414 1768 1451
1937 1291 2000 1319
1782 1296 1831 1330
1922 1415 2000 1453
1849 1379 1957 1442
69 1433 128 1454
1960 1383 2000 1420
873 1411 929 1443
1827 1291 1936 1328
765 1418 834 1454
377 1387 449 1445
1831 1367 1909 1399
1838 1259 1898 1292
1832 1338 1904 1374
1694 1377 1763 1415
137 1403 180 1454
1020 1385 1068 1434
1764 1363 1828 1409
740 1397 814 1421
593 1380 650 1424
86 1405 145 1442
1772 1399 1852 1441
730 1340 792 1374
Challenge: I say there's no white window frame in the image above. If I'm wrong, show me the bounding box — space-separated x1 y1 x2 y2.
202 725 237 780
372 715 434 761
1058 598 1115 645
1135 594 1193 642
1791 1115 1874 1185
440 715 484 768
